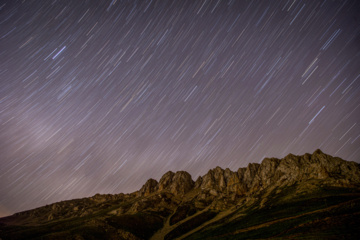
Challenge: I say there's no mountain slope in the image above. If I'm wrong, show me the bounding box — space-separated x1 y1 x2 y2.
1 149 359 239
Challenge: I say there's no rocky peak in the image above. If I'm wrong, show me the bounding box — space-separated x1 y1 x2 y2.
3 149 359 237
158 171 175 191
169 171 195 195
140 171 195 196
140 150 359 199
313 148 324 155
245 149 360 191
199 167 227 191
159 171 175 191
197 166 245 196
139 178 158 196
193 150 360 197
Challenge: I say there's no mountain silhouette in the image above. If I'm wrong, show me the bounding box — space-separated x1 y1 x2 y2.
1 149 359 239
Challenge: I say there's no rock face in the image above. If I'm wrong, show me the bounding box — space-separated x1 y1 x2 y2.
1 150 359 240
135 149 360 212
139 179 158 196
137 149 360 199
245 149 360 191
158 171 176 191
169 171 195 195
139 171 195 196
192 149 360 196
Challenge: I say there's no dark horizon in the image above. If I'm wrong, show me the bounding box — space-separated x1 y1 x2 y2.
1 0 359 217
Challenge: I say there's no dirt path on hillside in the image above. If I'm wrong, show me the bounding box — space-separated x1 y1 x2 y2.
177 207 241 239
151 195 360 240
150 206 211 240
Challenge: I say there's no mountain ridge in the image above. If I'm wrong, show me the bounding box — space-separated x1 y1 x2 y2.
1 149 359 239
140 149 360 198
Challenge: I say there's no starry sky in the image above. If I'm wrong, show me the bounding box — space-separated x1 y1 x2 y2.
0 0 360 217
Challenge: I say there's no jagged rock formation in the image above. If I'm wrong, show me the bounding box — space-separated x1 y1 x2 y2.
197 149 360 194
137 149 360 209
139 179 159 196
1 150 360 240
140 171 195 197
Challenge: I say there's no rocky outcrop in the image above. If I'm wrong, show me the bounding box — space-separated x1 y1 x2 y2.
1 150 359 240
138 171 195 196
248 149 360 191
199 167 227 191
193 149 360 197
158 171 194 195
169 171 195 195
139 178 158 196
5 150 360 224
137 150 360 200
158 171 176 191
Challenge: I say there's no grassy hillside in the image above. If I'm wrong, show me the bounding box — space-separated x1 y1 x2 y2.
183 187 360 239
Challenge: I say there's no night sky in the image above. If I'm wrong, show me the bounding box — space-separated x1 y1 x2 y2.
1 0 360 217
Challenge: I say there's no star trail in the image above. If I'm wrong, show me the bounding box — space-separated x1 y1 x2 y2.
0 0 359 217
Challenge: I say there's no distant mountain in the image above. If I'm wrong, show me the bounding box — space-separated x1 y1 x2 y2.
1 149 360 239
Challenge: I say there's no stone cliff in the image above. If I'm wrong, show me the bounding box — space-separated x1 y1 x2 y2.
139 149 360 199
